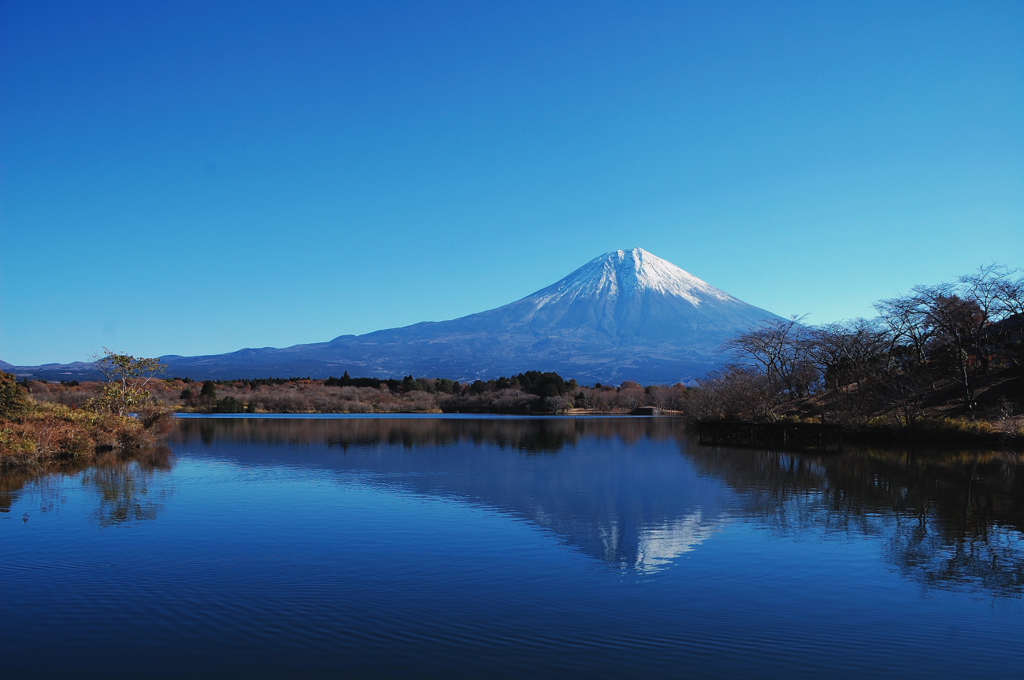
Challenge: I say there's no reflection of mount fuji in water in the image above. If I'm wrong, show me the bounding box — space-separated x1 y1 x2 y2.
170 416 1024 591
172 417 732 573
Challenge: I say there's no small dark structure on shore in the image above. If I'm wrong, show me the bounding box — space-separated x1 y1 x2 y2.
698 421 842 452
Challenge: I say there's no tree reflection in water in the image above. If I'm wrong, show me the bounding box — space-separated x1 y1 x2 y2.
685 441 1024 596
0 447 174 526
82 448 174 526
172 416 668 453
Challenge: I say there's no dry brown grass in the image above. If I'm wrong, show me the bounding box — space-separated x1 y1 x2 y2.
0 401 175 469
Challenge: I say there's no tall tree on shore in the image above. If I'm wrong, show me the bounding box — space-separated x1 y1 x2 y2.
724 317 817 398
992 269 1024 378
912 285 984 410
874 295 934 368
94 350 166 416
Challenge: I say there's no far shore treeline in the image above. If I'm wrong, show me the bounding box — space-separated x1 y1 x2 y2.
19 370 678 416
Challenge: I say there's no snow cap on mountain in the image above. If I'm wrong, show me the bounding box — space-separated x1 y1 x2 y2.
533 247 736 307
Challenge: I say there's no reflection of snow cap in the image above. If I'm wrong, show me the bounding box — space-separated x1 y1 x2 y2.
634 510 718 574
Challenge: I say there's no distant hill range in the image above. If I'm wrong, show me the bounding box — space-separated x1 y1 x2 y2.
5 248 783 384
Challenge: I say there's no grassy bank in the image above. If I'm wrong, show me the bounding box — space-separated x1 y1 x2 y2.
0 372 175 469
697 413 1024 450
845 415 1024 448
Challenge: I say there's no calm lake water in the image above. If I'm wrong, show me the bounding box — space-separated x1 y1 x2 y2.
3 415 1023 679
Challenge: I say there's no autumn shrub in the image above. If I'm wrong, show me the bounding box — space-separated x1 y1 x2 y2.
345 401 373 413
55 389 93 408
136 405 178 442
2 404 106 466
0 426 36 466
256 391 312 413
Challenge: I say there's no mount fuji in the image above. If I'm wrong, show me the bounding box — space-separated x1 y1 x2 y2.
11 249 784 384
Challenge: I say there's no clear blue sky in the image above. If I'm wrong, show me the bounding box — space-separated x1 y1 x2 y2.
2 0 1021 365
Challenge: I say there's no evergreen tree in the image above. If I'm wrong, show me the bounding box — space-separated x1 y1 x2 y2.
0 372 28 418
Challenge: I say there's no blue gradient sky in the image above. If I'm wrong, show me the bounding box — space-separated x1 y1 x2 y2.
2 1 1022 365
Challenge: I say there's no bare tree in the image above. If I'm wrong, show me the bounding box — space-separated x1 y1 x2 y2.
912 284 987 410
706 263 1020 425
804 319 890 424
876 358 936 429
614 382 647 411
646 384 673 410
806 318 889 390
874 295 933 368
958 264 1012 371
692 366 782 421
723 317 817 398
992 269 1024 375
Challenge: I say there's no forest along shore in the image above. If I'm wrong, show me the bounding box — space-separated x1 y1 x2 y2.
19 372 681 416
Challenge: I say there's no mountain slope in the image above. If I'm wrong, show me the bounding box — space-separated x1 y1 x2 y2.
158 248 781 383
6 249 783 384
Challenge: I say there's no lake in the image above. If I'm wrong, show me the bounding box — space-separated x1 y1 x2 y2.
2 415 1023 679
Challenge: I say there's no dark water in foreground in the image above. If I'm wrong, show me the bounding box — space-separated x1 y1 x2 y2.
3 416 1024 679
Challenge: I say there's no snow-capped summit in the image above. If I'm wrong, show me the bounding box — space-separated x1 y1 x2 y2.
531 248 737 308
461 248 777 356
